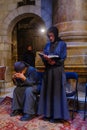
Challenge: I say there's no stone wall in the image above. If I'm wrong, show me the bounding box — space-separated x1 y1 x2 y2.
0 0 22 86
0 0 52 87
0 0 42 86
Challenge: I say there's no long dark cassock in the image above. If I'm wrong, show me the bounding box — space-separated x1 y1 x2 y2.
38 39 70 120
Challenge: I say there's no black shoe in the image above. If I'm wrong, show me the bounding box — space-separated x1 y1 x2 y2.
10 110 22 117
20 113 35 121
49 119 59 123
49 119 55 123
42 116 50 121
49 119 69 124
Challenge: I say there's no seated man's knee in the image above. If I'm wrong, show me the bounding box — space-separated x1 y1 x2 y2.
25 87 33 95
14 87 19 93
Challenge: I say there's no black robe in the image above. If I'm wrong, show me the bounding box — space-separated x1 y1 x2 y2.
38 40 70 120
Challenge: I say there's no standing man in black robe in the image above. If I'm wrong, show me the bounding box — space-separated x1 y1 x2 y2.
38 26 70 123
23 45 35 67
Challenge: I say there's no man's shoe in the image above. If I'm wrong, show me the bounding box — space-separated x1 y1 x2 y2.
42 116 50 121
10 110 22 117
20 113 35 121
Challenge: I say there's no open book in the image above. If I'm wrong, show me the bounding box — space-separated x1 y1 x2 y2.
38 52 59 59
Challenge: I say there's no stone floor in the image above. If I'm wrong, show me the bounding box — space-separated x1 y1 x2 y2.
0 85 15 103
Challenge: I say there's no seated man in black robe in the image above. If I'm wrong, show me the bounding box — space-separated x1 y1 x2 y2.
10 61 41 121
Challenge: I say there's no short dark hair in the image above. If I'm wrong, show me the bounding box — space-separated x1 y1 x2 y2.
14 61 28 72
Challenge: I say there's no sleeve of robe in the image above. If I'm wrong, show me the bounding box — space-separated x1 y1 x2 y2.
20 67 39 87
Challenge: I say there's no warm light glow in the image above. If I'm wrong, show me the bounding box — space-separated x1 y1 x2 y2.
40 28 46 33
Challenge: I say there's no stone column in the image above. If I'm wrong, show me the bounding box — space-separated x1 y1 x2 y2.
53 0 87 80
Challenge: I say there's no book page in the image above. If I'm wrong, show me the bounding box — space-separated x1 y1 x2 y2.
38 52 59 59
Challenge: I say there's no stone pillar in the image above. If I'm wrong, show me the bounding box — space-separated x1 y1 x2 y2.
53 0 87 80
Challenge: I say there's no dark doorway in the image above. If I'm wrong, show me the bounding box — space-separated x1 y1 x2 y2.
12 14 46 62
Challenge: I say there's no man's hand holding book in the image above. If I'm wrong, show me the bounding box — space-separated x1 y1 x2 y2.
38 52 59 65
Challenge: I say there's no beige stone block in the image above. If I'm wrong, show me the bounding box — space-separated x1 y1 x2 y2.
65 56 87 66
17 5 41 17
1 14 8 23
17 6 25 15
35 51 45 68
11 9 19 18
0 51 11 67
67 42 87 46
6 0 17 3
36 0 41 6
2 52 11 60
14 0 21 2
1 36 4 43
3 16 11 27
0 36 9 43
5 74 12 82
4 43 11 51
0 37 2 42
8 13 15 22
0 44 4 50
4 58 11 67
7 11 18 23
0 29 8 36
67 46 87 56
0 13 6 22
35 7 41 16
65 45 87 67
5 66 12 82
58 21 87 32
25 5 35 12
7 4 17 11
0 1 3 4
24 5 32 12
0 4 5 11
